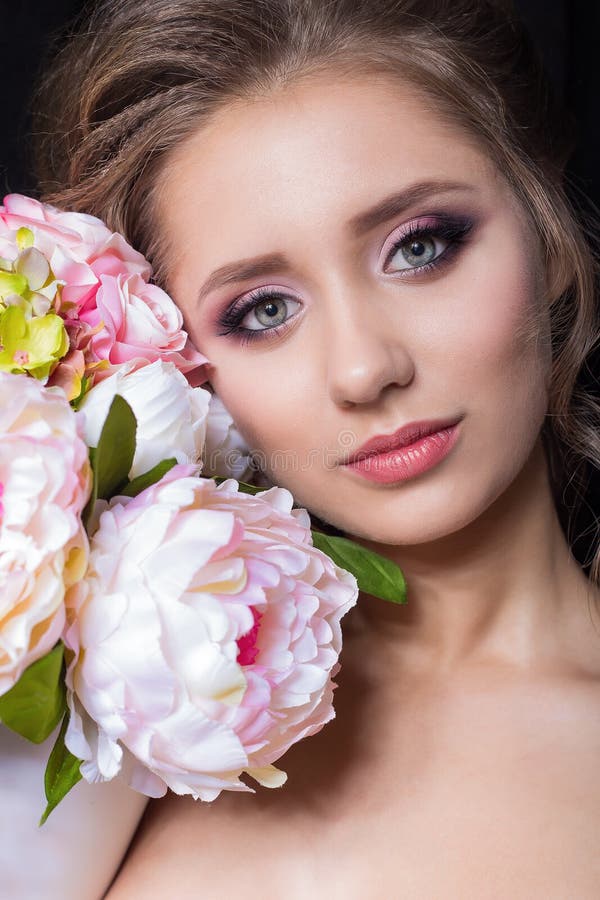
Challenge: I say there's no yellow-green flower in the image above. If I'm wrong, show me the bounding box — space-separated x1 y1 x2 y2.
0 243 56 319
0 305 69 381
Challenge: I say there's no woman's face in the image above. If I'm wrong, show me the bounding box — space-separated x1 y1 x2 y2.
157 72 552 544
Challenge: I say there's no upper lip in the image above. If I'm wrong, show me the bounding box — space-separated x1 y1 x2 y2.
340 416 462 464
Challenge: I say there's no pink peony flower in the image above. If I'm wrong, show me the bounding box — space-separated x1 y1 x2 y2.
64 468 358 800
0 373 91 695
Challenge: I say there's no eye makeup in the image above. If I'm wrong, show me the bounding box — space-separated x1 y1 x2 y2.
381 214 473 273
214 213 475 346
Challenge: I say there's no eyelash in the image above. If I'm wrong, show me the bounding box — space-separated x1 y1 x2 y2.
215 216 474 346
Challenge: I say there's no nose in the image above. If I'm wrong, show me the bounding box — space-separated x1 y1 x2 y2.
325 290 415 407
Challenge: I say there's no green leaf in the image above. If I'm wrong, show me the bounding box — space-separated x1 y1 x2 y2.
82 395 137 527
0 643 66 743
40 713 83 826
70 374 90 411
310 531 407 605
94 395 137 500
120 457 178 497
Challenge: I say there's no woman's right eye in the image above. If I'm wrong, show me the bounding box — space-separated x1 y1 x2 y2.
241 294 300 331
216 289 301 343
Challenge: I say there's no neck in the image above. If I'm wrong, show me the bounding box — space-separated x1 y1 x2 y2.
346 437 600 677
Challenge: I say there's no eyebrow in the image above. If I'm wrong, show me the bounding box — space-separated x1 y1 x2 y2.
197 179 476 302
348 179 476 236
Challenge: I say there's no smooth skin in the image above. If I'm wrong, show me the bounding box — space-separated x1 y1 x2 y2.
105 72 600 898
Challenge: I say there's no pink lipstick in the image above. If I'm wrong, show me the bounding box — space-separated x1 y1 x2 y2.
340 417 462 485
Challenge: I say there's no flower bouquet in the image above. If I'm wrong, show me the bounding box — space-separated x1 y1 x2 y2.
0 194 407 828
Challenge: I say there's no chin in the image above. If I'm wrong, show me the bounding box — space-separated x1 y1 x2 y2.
324 506 478 547
310 469 517 548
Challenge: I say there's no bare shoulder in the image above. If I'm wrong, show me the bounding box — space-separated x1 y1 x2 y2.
104 789 296 899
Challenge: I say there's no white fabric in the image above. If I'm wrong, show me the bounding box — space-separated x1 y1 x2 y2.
0 724 147 899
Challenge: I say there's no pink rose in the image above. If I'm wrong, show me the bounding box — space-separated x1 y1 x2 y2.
64 468 358 800
79 273 207 379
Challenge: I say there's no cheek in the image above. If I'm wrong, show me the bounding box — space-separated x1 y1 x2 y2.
433 246 551 490
428 237 550 408
202 346 314 457
476 275 548 411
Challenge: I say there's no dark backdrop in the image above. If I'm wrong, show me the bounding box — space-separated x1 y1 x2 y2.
2 1 599 204
1 0 599 567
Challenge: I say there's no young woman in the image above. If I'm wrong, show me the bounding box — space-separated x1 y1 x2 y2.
34 0 600 895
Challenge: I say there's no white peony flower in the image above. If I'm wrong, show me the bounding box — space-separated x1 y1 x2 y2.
202 392 255 482
77 359 211 478
0 373 91 694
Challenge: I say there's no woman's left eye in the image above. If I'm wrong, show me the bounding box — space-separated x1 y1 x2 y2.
382 217 474 275
386 234 445 270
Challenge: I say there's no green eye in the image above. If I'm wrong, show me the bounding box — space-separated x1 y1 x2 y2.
399 237 437 267
253 298 289 327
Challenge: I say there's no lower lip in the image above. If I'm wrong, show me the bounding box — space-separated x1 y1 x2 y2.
341 423 461 484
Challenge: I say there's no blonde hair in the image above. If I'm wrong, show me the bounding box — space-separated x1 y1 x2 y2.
33 0 600 582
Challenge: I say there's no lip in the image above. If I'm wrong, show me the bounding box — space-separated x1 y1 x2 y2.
339 417 463 485
340 416 463 464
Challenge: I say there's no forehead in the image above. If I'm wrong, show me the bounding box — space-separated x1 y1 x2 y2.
157 71 504 245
